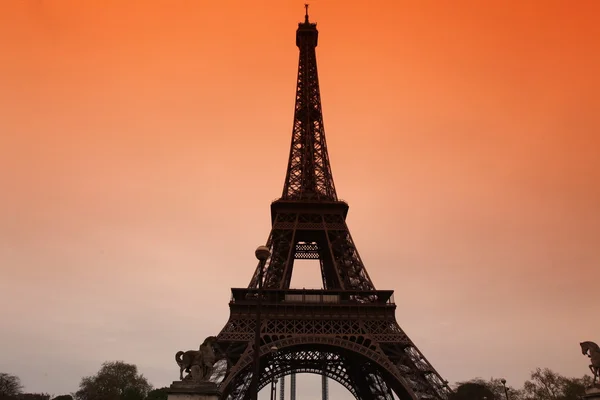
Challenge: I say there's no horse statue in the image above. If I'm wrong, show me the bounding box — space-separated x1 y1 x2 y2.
176 336 223 382
580 341 600 387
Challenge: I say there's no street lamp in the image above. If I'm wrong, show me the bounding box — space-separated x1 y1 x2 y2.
501 378 510 400
250 246 270 400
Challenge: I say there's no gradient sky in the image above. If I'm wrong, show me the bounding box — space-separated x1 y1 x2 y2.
1 0 599 398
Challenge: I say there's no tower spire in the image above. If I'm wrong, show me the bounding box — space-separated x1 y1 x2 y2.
281 6 336 201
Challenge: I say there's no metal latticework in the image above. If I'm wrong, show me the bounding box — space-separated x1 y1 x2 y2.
244 11 375 293
218 292 451 400
281 11 336 202
248 209 376 292
215 8 452 400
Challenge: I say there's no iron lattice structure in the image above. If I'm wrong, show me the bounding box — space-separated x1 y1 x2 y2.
216 9 452 400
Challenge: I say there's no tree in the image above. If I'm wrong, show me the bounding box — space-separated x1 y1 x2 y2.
522 368 590 400
0 373 23 398
562 377 591 400
16 394 50 400
51 396 73 400
146 388 168 400
74 361 152 400
453 378 523 400
450 382 496 400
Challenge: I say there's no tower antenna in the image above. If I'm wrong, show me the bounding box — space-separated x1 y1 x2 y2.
304 3 309 23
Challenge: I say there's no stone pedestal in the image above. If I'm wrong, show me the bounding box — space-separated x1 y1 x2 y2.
583 387 600 400
167 381 221 400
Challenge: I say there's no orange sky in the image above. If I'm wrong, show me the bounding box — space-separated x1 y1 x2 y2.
1 0 599 397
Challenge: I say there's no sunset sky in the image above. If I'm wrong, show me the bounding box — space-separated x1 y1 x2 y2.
1 0 599 398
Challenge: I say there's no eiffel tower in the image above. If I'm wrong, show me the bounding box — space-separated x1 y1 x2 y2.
216 7 452 400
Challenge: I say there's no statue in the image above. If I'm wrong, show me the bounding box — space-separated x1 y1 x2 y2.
176 336 221 382
580 341 600 387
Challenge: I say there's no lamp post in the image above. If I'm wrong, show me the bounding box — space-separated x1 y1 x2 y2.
500 378 510 400
250 246 270 400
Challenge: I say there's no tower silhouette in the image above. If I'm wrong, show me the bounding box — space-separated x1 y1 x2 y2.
216 8 452 400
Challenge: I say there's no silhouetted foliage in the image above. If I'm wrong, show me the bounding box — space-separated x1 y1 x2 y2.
146 388 168 400
522 368 591 400
0 373 23 398
455 369 592 400
454 378 523 400
16 394 50 400
51 396 73 400
74 361 152 400
450 382 496 400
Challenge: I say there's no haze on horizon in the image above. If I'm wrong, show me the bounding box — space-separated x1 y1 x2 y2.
0 0 599 398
